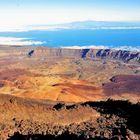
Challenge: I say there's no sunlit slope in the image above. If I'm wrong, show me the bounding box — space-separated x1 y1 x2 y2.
0 46 140 103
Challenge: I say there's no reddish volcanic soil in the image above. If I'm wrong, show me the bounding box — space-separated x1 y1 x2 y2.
0 46 140 139
0 46 140 103
0 68 140 103
103 75 140 96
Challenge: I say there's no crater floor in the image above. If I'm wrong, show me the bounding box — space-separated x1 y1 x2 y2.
0 46 140 139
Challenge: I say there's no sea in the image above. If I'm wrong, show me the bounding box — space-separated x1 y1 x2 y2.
0 29 140 51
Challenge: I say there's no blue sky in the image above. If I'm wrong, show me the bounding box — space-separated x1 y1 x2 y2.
0 0 140 30
1 0 140 10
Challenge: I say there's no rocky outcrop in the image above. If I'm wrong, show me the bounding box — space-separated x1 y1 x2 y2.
0 95 140 140
1 46 140 63
93 49 140 63
28 47 140 64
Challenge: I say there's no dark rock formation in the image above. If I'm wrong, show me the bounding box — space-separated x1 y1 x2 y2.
25 47 140 64
28 50 34 57
1 46 140 63
0 94 140 140
82 99 140 134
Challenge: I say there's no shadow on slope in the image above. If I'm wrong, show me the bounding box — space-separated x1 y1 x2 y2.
82 99 140 134
8 131 109 140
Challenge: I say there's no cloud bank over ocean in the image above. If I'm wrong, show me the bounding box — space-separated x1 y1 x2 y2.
0 21 140 32
0 26 140 32
0 36 139 52
0 21 139 51
0 37 45 45
62 45 140 52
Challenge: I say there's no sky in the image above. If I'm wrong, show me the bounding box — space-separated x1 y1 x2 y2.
0 0 140 29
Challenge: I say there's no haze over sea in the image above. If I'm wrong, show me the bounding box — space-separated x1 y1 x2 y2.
0 0 140 51
0 26 140 52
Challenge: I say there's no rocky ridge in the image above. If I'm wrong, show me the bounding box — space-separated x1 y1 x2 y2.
0 94 140 140
28 47 140 63
1 46 140 64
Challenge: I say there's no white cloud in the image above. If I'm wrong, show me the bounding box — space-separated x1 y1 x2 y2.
89 27 140 30
0 37 45 45
27 25 140 31
61 45 140 52
1 25 140 32
62 45 107 49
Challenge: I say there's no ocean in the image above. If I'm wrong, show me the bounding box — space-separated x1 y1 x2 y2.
0 29 140 51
